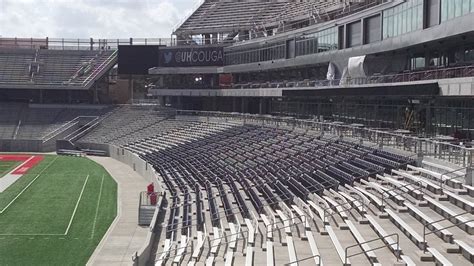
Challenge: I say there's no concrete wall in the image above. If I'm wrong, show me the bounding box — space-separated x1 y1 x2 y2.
133 194 165 266
76 142 164 191
0 139 44 152
439 77 474 96
77 142 164 266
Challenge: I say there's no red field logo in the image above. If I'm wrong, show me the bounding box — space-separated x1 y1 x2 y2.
0 155 44 175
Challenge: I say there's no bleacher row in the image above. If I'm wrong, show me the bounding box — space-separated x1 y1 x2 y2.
176 0 361 35
79 105 177 145
75 107 474 266
0 48 115 88
0 103 110 140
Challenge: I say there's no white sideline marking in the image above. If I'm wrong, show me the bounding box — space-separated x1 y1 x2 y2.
64 174 90 235
0 157 58 214
0 156 36 192
90 174 105 239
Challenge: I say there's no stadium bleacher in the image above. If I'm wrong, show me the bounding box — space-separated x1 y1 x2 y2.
0 48 117 89
0 103 110 140
174 0 368 38
176 1 287 35
0 0 473 264
76 107 473 265
79 105 176 145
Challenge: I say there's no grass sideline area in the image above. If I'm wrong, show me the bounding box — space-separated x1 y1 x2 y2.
0 161 20 178
0 155 117 265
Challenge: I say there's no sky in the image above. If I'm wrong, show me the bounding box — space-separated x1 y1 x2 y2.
0 0 199 39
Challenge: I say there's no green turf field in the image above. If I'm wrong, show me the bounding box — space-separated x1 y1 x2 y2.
0 155 117 265
0 161 19 178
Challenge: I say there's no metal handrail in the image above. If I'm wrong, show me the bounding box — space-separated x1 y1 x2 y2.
158 217 307 263
63 116 100 141
439 166 467 191
344 233 400 265
422 211 473 252
163 205 242 234
131 251 138 262
322 194 365 224
81 50 118 88
284 254 321 266
42 117 80 142
224 65 474 85
380 181 424 211
154 236 193 261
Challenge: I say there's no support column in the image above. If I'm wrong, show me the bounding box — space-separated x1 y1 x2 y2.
374 104 379 128
232 98 238 112
93 85 99 104
157 96 165 107
425 102 432 136
238 31 249 41
39 89 43 104
466 167 474 186
212 97 217 111
176 96 182 109
416 140 424 167
128 76 134 103
241 97 247 113
212 33 218 44
317 103 322 121
203 34 211 44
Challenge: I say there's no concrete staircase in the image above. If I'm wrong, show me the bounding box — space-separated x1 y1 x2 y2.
139 206 156 226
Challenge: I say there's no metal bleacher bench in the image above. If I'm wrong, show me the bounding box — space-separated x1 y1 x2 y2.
82 149 107 156
57 149 85 157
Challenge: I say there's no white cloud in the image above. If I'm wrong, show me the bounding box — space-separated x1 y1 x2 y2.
0 0 195 38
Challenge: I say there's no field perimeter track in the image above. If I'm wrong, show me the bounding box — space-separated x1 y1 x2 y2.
87 156 150 265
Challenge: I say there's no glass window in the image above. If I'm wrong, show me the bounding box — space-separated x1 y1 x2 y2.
382 17 387 38
406 8 412 32
401 10 407 34
441 0 448 21
412 5 418 30
417 5 423 29
382 0 423 39
455 0 462 17
465 47 474 62
448 0 455 19
411 56 426 70
441 0 474 21
393 13 400 36
462 0 470 15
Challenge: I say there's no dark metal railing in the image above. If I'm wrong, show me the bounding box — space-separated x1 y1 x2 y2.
422 212 473 253
344 233 401 265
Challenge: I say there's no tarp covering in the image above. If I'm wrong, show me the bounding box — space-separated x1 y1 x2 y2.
326 62 337 80
348 55 367 78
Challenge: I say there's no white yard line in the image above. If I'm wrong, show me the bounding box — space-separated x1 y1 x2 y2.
90 174 105 239
64 174 90 235
0 157 58 214
11 156 35 173
0 233 65 236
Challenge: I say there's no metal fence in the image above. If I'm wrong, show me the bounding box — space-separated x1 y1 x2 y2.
176 110 474 167
231 65 474 89
0 37 178 50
